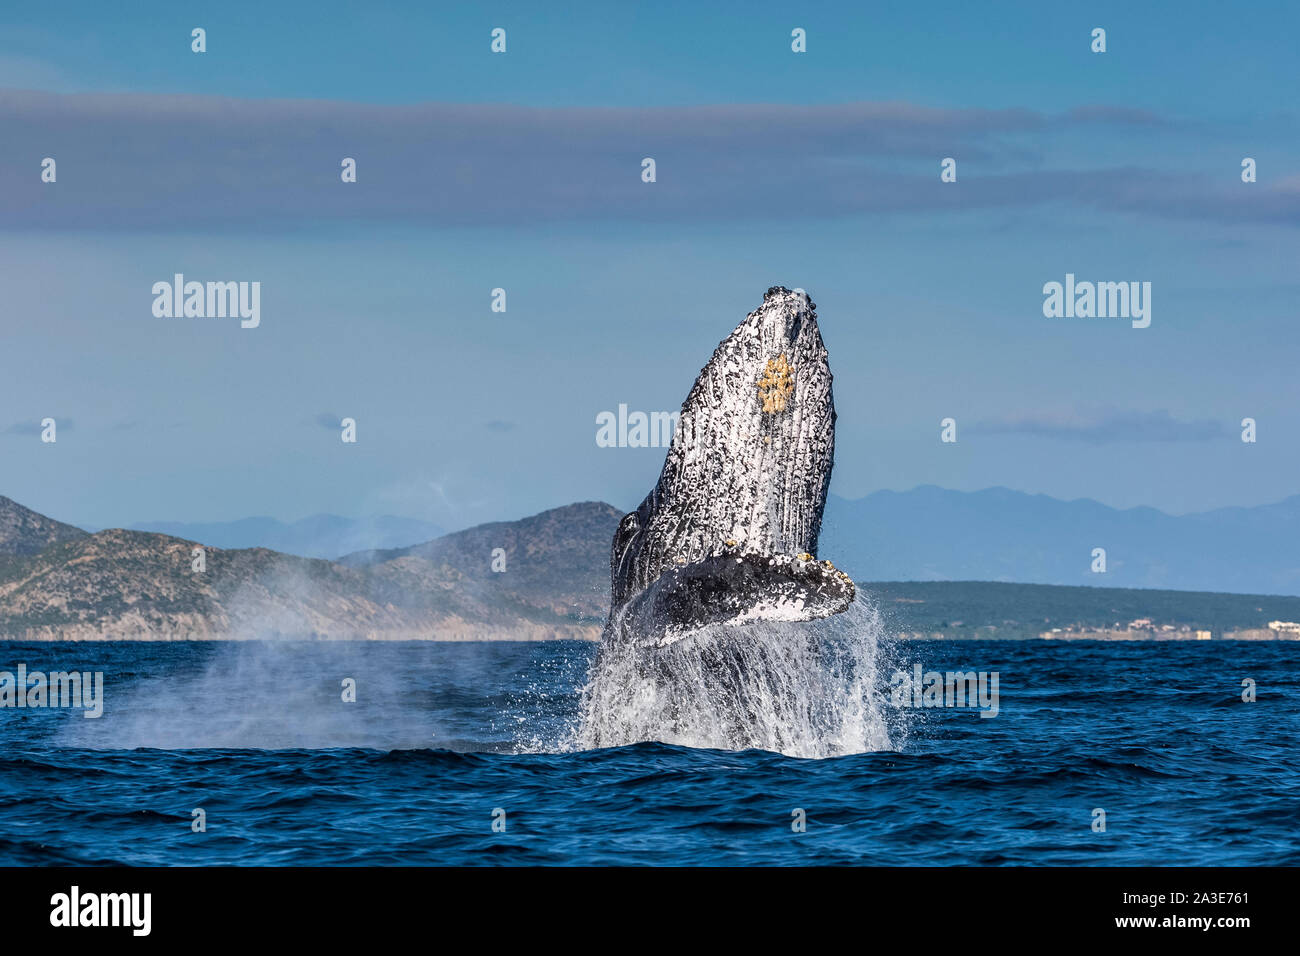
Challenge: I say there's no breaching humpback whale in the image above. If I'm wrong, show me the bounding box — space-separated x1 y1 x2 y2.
603 286 854 651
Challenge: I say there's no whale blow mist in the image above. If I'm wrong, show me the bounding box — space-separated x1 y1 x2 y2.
576 287 894 756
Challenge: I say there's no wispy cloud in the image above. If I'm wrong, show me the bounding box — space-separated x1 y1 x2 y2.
2 418 72 436
966 408 1230 443
2 90 1288 231
0 55 75 92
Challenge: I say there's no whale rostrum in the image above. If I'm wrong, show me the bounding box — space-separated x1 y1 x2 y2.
604 286 854 649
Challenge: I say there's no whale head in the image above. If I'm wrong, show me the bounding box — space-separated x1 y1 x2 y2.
606 286 853 648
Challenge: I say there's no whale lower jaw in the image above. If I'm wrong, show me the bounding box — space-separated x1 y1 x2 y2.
605 549 856 650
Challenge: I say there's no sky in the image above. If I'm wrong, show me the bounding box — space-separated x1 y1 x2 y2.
1 1 1298 531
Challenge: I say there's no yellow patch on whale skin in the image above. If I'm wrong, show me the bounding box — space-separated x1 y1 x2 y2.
757 354 794 414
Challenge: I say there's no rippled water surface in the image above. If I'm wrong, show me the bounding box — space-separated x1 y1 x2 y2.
1 635 1295 865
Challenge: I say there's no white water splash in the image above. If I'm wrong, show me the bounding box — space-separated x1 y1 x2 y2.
571 595 900 758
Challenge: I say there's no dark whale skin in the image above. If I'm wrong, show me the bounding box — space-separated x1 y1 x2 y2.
604 287 854 649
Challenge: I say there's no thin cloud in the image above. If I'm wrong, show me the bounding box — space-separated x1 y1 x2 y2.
1 90 1285 231
966 409 1230 443
2 419 72 436
1058 105 1172 127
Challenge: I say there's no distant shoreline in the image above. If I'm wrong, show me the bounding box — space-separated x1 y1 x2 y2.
3 629 1297 643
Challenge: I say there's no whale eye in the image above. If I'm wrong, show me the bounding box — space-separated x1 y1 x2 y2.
756 354 793 414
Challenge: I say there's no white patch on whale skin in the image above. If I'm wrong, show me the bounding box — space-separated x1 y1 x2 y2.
652 594 816 649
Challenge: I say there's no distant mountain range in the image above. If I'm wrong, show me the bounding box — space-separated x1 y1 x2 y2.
3 484 1299 640
124 514 444 560
0 496 86 557
114 486 1300 596
0 495 616 641
818 486 1300 595
338 501 621 620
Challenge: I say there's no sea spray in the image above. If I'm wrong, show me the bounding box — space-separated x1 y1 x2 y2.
55 640 450 751
571 595 902 758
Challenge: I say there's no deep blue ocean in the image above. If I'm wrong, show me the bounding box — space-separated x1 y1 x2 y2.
0 637 1296 865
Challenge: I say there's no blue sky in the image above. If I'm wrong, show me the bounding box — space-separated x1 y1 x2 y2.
1 1 1298 530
